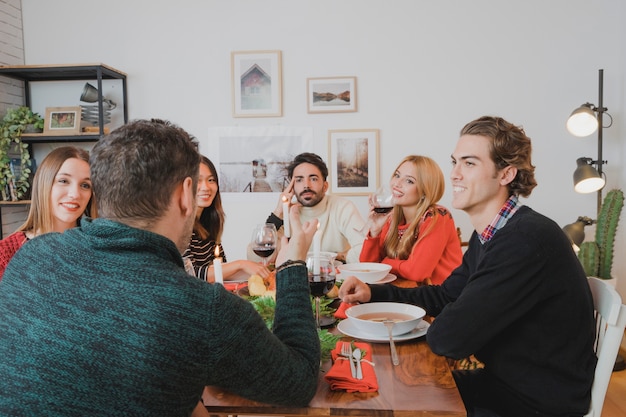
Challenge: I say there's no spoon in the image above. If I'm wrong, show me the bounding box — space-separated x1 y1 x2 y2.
383 320 400 366
353 347 363 379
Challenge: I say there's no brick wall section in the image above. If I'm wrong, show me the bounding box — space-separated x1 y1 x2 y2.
0 0 29 238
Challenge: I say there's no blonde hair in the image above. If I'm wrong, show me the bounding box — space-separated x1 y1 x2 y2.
18 146 97 235
384 155 445 259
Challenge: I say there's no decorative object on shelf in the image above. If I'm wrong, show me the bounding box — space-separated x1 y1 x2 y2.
307 76 357 114
0 106 40 201
79 82 116 126
328 129 379 195
565 69 613 213
231 50 282 118
43 107 82 136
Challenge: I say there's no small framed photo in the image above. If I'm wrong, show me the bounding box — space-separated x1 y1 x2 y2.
231 50 283 118
43 106 81 136
307 76 357 113
328 129 379 195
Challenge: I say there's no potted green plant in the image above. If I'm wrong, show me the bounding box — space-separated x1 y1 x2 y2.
0 106 42 201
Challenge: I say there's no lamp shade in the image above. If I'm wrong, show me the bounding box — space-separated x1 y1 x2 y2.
573 158 605 193
566 104 598 137
562 216 594 247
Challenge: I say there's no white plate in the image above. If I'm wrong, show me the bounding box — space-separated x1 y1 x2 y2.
337 273 397 284
376 273 397 284
337 318 430 343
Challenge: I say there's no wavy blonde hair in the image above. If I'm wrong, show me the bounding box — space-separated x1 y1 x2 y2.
384 155 445 260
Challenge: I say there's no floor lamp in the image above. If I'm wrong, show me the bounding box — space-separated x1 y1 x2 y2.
564 69 624 372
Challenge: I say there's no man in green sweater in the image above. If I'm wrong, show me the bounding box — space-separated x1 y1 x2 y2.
339 116 596 417
0 119 321 416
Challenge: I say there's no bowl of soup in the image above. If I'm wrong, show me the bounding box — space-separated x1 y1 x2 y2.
337 262 392 283
345 302 426 337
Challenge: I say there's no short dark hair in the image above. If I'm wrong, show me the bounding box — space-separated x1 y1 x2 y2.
460 116 537 197
287 152 328 180
90 119 200 222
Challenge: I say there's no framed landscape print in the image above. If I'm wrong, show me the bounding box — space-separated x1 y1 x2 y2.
328 129 379 195
307 76 357 113
231 50 283 118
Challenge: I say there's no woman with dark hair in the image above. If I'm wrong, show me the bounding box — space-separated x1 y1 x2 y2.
0 146 96 279
183 155 270 282
359 155 462 285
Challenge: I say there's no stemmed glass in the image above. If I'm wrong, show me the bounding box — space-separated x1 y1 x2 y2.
251 223 278 266
306 255 336 329
357 186 395 235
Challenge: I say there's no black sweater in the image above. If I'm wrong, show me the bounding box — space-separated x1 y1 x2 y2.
370 206 595 417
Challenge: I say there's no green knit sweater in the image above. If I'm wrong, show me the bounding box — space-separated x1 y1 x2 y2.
0 218 320 416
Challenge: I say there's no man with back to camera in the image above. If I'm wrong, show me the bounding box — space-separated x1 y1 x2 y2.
248 152 366 263
339 116 596 417
0 119 321 416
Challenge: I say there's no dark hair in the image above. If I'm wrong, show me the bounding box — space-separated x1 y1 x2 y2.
90 119 200 222
197 155 225 241
460 116 537 197
287 152 328 180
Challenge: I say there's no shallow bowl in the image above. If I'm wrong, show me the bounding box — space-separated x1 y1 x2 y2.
345 302 425 337
337 262 392 283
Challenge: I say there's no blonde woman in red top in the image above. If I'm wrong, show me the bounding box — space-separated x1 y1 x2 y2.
360 155 462 285
0 146 96 280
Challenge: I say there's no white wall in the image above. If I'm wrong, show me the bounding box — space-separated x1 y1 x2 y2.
19 0 626 298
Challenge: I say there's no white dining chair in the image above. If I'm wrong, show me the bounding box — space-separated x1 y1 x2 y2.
584 277 626 417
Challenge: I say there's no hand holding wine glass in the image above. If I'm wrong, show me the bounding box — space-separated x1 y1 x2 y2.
356 186 395 237
251 223 278 266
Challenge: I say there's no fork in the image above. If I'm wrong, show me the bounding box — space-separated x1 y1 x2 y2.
340 342 357 379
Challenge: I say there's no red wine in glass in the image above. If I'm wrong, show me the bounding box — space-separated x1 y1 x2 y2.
253 245 275 258
308 275 336 297
373 206 393 214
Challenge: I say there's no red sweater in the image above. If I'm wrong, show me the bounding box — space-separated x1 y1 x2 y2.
0 231 28 281
360 206 462 285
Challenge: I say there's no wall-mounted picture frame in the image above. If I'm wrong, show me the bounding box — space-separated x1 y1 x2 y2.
328 129 379 195
231 50 283 118
43 106 82 136
307 76 357 113
205 126 314 194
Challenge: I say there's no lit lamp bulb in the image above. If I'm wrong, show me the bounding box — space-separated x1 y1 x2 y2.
573 158 605 194
566 104 598 137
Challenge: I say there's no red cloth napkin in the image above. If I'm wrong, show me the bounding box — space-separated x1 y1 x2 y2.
223 282 247 292
324 341 378 392
334 301 356 319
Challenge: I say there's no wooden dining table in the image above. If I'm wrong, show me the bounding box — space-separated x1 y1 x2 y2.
202 275 465 417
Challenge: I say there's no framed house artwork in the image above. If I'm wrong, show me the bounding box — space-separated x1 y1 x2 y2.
231 50 283 118
328 129 379 195
43 106 81 135
307 76 357 113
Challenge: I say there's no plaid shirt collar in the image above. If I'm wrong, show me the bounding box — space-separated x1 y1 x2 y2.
478 195 521 244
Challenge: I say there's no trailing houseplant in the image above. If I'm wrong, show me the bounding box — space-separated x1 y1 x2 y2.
0 106 42 201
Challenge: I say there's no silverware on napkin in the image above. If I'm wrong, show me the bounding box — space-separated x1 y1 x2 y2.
340 342 357 378
353 347 363 379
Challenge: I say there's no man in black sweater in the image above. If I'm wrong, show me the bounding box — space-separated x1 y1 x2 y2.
339 116 596 417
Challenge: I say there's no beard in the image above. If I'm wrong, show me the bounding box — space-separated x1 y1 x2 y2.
177 211 196 254
296 189 323 207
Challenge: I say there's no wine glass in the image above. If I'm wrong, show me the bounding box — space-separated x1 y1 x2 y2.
356 186 395 235
251 223 278 266
372 186 395 213
306 255 336 329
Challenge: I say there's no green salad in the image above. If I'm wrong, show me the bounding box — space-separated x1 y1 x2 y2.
246 295 341 361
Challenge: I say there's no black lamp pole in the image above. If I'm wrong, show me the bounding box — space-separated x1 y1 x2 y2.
595 69 605 215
